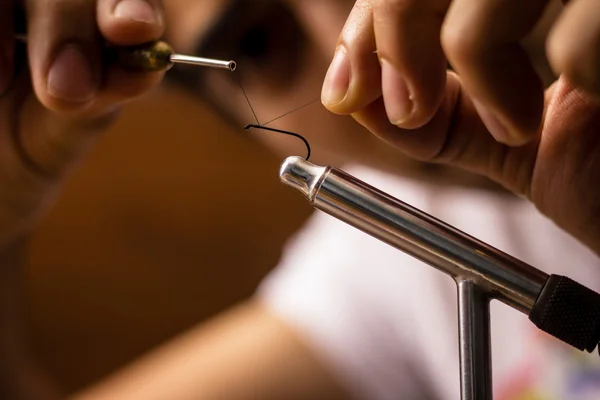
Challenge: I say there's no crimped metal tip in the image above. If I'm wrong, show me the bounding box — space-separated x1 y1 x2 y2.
279 156 328 202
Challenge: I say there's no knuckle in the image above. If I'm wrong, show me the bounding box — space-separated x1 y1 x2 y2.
548 35 600 95
546 32 572 72
440 21 483 65
338 1 371 47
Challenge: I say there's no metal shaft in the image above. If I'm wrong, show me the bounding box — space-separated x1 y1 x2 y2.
279 156 548 314
169 54 236 71
458 280 492 400
14 37 236 72
278 156 546 400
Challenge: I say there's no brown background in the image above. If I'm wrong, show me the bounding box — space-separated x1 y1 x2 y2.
24 87 310 392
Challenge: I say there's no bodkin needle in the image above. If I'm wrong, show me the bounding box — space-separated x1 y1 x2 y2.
14 36 236 72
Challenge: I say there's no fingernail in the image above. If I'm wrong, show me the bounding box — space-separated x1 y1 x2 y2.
380 59 413 125
472 99 515 144
322 46 350 108
48 45 97 103
114 0 157 24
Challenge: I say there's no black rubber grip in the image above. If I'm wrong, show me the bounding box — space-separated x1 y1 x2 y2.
529 275 600 352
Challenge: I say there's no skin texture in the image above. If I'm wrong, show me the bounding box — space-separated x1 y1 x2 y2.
0 0 165 251
1 0 600 399
322 0 600 145
0 0 164 397
321 0 600 255
0 2 349 399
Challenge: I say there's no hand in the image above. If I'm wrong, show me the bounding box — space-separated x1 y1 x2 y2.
0 0 165 251
321 1 600 255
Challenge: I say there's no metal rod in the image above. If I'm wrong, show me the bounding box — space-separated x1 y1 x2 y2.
13 35 236 72
278 156 548 314
457 280 492 400
169 54 236 71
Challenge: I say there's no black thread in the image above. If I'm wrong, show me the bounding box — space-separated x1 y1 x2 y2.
262 98 321 126
235 72 317 160
245 124 311 160
235 74 260 125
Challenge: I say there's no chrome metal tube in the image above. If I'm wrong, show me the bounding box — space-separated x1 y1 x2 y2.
279 156 548 314
458 280 492 400
14 35 237 72
169 54 236 71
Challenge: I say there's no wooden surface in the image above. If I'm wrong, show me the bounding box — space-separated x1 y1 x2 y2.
23 87 311 392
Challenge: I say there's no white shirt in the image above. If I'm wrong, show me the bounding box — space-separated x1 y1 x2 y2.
258 164 600 400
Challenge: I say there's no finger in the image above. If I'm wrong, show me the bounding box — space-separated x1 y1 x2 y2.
547 0 600 98
352 72 539 195
3 63 158 189
0 83 119 249
0 1 14 93
0 71 118 194
96 0 165 106
97 0 164 45
321 0 382 115
19 0 165 172
441 0 548 145
352 73 463 161
372 0 449 129
11 89 121 181
93 64 164 108
26 0 102 112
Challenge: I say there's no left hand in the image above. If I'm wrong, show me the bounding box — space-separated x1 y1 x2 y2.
0 0 166 251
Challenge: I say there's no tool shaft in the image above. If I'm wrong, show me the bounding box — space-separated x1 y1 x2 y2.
458 280 492 400
14 37 235 72
279 156 548 314
169 54 236 71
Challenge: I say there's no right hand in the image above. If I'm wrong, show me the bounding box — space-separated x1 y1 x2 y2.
321 0 600 257
0 0 165 250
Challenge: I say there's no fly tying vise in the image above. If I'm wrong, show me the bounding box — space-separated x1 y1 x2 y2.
279 156 600 400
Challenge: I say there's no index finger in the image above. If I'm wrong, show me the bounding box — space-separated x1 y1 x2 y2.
372 0 449 129
441 0 549 145
98 0 164 45
351 72 540 196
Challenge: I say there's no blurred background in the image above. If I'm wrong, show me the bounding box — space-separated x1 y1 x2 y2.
22 86 311 393
16 0 563 394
